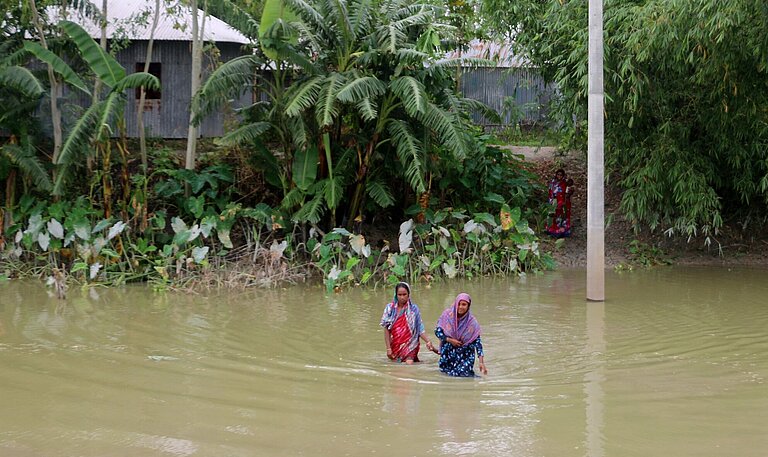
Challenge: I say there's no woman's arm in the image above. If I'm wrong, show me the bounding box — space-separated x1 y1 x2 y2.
478 355 488 375
384 328 394 359
419 332 437 353
435 327 461 347
474 339 487 375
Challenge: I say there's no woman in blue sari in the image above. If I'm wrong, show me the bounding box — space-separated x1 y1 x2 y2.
435 293 488 377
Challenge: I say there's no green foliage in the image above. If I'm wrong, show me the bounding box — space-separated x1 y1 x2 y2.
488 0 768 237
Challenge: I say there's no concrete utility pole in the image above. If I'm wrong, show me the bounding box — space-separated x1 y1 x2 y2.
587 0 605 301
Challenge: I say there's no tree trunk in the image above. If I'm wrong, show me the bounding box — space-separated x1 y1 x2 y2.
185 0 207 174
27 0 62 167
138 0 161 172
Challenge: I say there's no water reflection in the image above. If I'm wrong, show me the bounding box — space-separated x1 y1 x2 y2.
1 267 767 456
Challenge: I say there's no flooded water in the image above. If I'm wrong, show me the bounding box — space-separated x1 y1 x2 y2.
1 267 767 457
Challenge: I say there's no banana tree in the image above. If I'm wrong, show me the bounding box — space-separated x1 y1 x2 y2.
52 20 159 218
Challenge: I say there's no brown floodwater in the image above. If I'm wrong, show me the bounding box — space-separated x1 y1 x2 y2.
1 267 766 456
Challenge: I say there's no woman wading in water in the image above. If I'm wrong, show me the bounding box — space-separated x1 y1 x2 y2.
380 282 436 364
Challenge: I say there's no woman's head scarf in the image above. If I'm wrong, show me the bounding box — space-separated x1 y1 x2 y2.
437 293 481 345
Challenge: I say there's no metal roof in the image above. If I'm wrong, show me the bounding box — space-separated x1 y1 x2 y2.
59 0 250 44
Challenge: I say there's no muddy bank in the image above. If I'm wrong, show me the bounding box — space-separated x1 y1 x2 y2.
524 149 768 269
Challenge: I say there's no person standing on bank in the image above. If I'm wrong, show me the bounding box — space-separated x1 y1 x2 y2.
380 282 437 364
435 293 488 377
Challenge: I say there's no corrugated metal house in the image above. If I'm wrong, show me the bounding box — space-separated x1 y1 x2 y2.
62 0 251 138
445 40 556 128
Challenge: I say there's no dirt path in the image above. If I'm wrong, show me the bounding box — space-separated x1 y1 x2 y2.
511 147 768 269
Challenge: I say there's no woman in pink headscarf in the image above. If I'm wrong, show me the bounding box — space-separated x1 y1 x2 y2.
434 293 488 377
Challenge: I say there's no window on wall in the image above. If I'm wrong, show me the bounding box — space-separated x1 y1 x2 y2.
135 62 161 100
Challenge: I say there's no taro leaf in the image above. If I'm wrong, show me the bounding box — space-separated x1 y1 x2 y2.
92 218 112 233
47 219 64 239
346 257 360 270
64 232 75 247
173 230 191 246
349 234 366 256
107 221 126 240
270 240 287 258
89 262 102 280
93 236 106 253
191 246 209 264
171 217 188 234
74 220 91 240
217 227 233 249
25 214 44 235
328 265 341 280
398 219 414 253
200 216 216 238
14 230 23 243
463 219 478 234
187 224 201 243
37 231 50 251
362 244 371 258
442 261 457 279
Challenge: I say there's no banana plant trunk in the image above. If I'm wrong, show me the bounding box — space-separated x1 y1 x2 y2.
347 135 378 227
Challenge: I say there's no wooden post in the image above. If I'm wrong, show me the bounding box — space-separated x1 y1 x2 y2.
587 0 605 301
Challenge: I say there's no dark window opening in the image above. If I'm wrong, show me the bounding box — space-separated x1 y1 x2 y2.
135 62 161 100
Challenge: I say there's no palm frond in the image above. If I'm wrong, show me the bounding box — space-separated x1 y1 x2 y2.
349 0 373 40
388 120 426 193
195 55 260 123
55 99 104 167
1 143 52 191
288 117 308 150
316 73 344 127
336 75 385 103
458 95 501 123
390 76 426 116
291 181 326 224
113 72 159 92
284 0 326 33
93 91 122 142
323 175 344 209
328 0 352 42
430 57 495 69
59 20 125 88
355 98 378 121
22 41 90 95
218 122 272 147
285 76 323 117
394 48 428 63
52 101 105 194
281 187 306 210
416 102 467 159
0 66 44 98
366 178 395 208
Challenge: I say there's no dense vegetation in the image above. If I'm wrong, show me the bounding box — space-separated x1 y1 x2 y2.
482 0 768 240
0 0 553 290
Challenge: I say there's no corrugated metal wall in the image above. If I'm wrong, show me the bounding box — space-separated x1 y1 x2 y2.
459 67 555 127
63 41 250 139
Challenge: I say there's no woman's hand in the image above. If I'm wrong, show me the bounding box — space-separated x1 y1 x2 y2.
386 347 395 360
446 337 462 347
425 340 438 354
479 360 488 375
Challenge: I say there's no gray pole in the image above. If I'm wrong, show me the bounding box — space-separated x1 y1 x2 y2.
587 0 605 301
